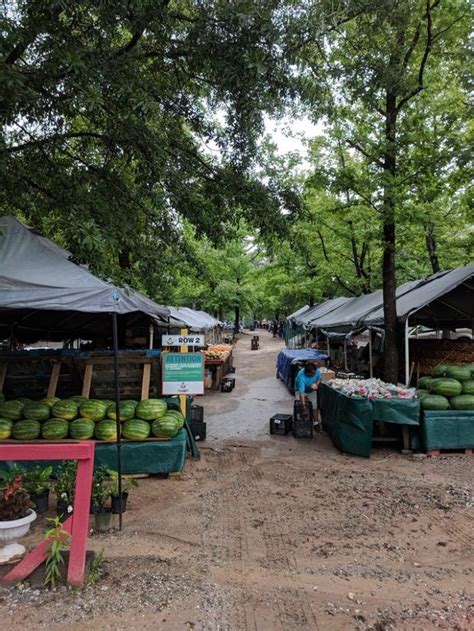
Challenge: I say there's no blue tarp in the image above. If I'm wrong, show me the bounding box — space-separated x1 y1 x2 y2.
276 348 329 388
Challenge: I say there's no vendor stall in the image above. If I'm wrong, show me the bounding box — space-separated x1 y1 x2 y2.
203 344 233 390
320 381 420 457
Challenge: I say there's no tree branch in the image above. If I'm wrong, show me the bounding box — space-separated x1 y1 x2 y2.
6 131 111 153
346 139 384 167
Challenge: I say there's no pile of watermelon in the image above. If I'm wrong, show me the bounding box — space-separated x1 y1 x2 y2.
417 363 474 411
0 396 184 442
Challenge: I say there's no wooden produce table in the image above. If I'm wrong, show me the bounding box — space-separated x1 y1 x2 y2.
205 351 233 390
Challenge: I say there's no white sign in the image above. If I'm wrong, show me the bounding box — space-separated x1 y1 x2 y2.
161 334 205 347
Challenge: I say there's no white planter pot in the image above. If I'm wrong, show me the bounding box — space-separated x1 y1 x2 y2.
0 509 37 565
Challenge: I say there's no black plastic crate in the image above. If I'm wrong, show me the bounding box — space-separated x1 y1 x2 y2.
189 420 206 441
293 400 314 438
221 377 235 392
190 404 204 423
270 413 293 435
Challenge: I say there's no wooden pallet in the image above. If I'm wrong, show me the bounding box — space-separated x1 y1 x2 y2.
426 448 473 457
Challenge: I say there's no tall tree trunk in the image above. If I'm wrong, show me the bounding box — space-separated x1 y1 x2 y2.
424 221 440 273
382 91 399 384
234 305 240 334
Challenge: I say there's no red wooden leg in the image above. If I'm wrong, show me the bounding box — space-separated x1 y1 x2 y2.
67 452 94 586
3 517 73 584
426 450 440 457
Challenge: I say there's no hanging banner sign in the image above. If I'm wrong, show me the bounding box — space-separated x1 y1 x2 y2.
161 334 205 347
162 352 204 395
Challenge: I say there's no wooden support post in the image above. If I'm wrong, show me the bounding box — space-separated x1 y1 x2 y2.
0 363 6 392
179 329 188 417
368 331 373 379
47 360 61 398
402 425 410 451
141 363 151 400
82 363 93 398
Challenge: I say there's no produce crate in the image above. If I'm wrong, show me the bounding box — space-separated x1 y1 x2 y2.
221 377 235 392
269 413 292 435
190 404 204 423
293 400 314 438
189 420 206 441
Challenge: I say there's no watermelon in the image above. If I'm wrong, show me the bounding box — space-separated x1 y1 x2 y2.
151 415 179 438
445 366 472 382
450 395 474 410
461 380 474 395
0 418 13 439
79 400 108 422
462 363 474 376
431 365 448 378
68 395 89 404
429 378 462 397
421 395 450 411
416 389 430 399
52 400 79 421
100 400 115 407
42 419 69 440
418 376 434 390
164 409 185 429
41 396 61 408
23 401 51 422
94 420 118 442
0 400 24 421
136 399 167 421
122 419 150 440
69 419 95 440
12 419 41 440
107 401 136 422
16 397 33 404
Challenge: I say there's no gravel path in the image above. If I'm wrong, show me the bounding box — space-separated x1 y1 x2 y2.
1 331 473 630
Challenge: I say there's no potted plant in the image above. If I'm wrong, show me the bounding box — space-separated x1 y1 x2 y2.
107 469 138 514
55 461 77 519
92 466 112 532
23 466 53 514
0 470 36 564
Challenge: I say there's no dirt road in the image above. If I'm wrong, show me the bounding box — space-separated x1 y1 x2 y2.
1 331 473 630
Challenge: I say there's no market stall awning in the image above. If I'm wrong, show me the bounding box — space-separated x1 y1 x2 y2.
166 306 220 332
286 304 310 323
361 265 474 328
300 296 353 328
0 216 169 341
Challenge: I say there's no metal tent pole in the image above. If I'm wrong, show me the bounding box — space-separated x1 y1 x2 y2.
368 330 373 378
405 318 410 386
112 312 123 531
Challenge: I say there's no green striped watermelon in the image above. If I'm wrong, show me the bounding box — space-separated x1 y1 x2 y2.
445 366 472 382
107 401 136 422
17 397 33 404
69 419 95 440
461 380 474 395
418 376 434 390
52 400 79 421
429 378 462 397
122 419 150 440
23 401 50 422
165 409 185 429
42 419 69 440
68 395 89 404
416 389 430 399
421 395 450 411
136 399 167 421
79 400 108 422
431 365 448 378
12 419 41 440
151 415 179 438
0 418 13 439
94 420 118 442
0 400 24 421
449 395 474 410
41 396 61 408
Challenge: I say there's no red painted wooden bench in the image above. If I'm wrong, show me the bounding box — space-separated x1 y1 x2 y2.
0 441 94 586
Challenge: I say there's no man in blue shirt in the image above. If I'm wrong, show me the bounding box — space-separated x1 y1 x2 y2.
295 363 321 424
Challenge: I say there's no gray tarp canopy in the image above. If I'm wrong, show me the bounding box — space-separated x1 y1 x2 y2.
167 306 220 332
286 304 310 323
299 296 353 328
0 216 170 342
291 264 474 333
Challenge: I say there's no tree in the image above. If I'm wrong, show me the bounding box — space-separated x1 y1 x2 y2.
293 0 471 382
1 1 300 294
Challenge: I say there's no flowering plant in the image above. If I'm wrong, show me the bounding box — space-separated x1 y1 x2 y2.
0 472 33 521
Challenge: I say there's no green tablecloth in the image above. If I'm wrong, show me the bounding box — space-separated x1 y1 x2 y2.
422 411 474 451
320 384 420 458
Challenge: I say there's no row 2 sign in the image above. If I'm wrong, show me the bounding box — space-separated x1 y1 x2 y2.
161 334 205 347
162 352 204 395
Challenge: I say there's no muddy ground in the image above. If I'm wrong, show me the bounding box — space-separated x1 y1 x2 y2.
1 331 473 630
